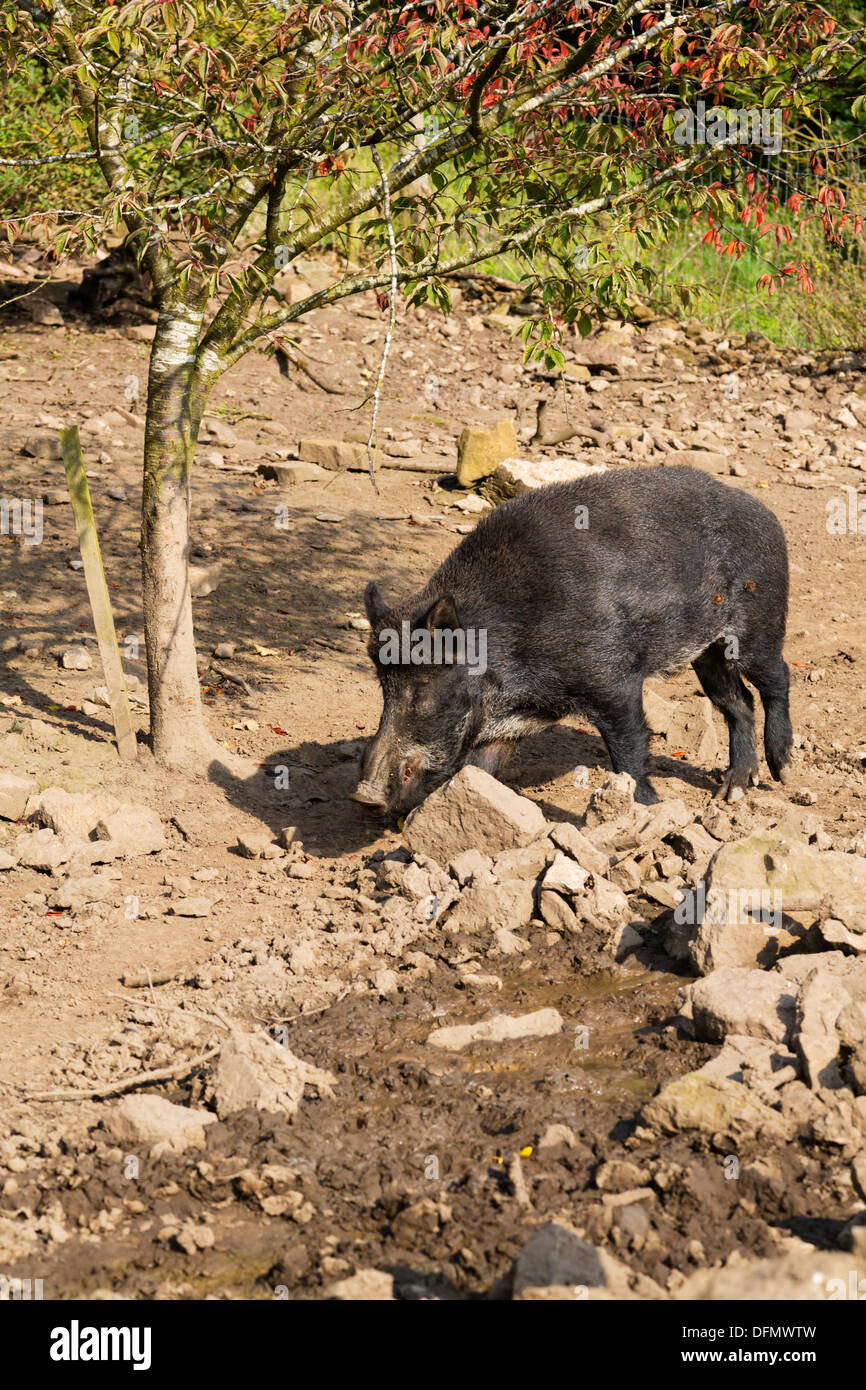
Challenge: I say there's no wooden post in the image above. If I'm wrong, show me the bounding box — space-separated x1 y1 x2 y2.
60 426 138 761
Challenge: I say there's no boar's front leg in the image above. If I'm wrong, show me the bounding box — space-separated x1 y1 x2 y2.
592 681 658 806
692 644 758 802
463 740 512 778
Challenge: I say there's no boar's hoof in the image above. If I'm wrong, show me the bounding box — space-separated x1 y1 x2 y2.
777 764 792 785
350 780 389 808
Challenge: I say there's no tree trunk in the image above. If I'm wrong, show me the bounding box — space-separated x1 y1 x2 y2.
141 303 212 765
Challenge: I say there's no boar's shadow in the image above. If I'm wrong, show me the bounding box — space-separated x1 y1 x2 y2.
209 718 718 857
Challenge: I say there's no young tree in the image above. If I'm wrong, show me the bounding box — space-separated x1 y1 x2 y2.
2 0 860 765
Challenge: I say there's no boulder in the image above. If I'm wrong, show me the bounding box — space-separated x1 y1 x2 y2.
29 787 121 840
209 1031 336 1120
402 766 545 864
447 877 534 935
94 804 167 856
642 1073 788 1142
455 418 518 487
689 967 796 1045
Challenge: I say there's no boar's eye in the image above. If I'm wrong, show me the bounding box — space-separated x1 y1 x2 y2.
400 755 422 783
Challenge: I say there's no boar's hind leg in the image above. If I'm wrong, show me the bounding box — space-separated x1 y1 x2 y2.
739 651 793 784
692 644 758 802
593 683 658 806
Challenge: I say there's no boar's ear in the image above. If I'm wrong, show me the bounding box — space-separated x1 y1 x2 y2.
422 593 460 633
364 581 388 625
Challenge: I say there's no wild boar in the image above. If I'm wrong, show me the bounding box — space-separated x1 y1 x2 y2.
352 465 792 814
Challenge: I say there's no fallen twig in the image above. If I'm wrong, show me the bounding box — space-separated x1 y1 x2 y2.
210 662 252 696
26 1047 221 1102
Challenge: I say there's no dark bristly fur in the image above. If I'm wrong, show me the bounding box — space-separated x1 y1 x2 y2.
353 465 793 814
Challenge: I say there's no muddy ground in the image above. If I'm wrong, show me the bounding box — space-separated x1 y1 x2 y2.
1 248 865 1300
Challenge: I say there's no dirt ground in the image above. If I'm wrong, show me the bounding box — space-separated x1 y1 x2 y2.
1 250 865 1300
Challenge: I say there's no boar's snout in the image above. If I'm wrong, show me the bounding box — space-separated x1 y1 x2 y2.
349 778 389 809
350 728 428 815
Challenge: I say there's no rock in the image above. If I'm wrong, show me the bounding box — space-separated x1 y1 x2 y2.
794 967 848 1090
610 921 644 960
783 407 819 436
213 641 236 659
189 563 223 597
671 450 729 471
537 1124 579 1151
94 805 166 856
298 438 367 471
642 1072 788 1142
579 874 631 926
595 1159 651 1193
705 831 866 943
60 646 92 671
426 1007 563 1051
0 849 17 871
689 967 797 1045
455 419 518 487
547 821 610 877
326 1269 394 1301
448 878 534 934
582 772 636 827
688 915 794 975
13 827 75 872
402 766 545 864
28 296 64 326
541 853 589 898
48 874 118 912
674 1247 866 1300
104 1095 216 1155
695 1034 799 1087
209 1031 336 1119
201 418 238 447
538 890 580 933
489 926 531 955
236 831 283 860
257 461 326 486
0 772 36 822
479 457 606 503
28 787 120 840
492 842 551 879
511 1223 606 1295
664 822 721 864
21 435 63 462
168 897 215 918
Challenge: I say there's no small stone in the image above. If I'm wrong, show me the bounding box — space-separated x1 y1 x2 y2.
426 1008 563 1051
168 896 215 918
60 646 92 671
299 438 367 471
0 772 36 822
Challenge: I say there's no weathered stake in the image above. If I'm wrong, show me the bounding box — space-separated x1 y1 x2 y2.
60 426 138 761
